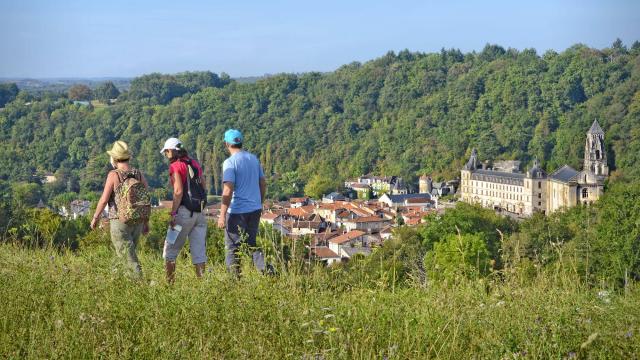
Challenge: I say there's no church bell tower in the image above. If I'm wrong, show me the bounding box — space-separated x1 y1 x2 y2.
584 120 609 178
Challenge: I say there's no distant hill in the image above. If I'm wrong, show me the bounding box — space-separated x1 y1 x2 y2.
0 42 639 199
0 77 133 93
0 75 272 92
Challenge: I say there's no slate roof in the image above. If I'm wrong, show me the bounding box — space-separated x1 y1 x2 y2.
588 120 604 135
324 192 346 200
386 193 432 203
549 165 579 183
342 247 372 257
472 169 526 179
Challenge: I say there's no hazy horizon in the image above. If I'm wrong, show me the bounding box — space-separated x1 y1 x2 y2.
1 0 639 78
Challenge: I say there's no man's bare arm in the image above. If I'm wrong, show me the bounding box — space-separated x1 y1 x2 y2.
259 177 266 204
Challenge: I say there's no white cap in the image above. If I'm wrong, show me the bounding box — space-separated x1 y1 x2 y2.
160 137 182 154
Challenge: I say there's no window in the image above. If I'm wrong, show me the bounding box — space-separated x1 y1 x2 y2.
596 150 600 159
538 193 541 199
538 202 541 206
582 188 588 199
538 181 541 189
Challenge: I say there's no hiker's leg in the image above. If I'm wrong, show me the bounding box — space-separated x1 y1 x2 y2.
110 220 142 277
109 220 126 259
126 223 144 278
189 212 208 278
246 210 265 272
162 207 193 283
165 260 176 284
224 213 243 276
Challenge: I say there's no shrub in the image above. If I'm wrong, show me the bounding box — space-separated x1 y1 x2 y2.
424 232 492 281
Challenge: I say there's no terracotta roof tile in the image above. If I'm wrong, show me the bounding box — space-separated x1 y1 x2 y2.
312 247 340 258
329 230 366 244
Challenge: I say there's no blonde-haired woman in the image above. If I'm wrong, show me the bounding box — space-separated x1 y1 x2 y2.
90 140 150 278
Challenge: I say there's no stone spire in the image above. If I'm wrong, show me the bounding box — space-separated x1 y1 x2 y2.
463 148 478 171
588 120 604 135
584 120 608 177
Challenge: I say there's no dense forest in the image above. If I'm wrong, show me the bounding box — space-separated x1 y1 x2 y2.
1 40 639 203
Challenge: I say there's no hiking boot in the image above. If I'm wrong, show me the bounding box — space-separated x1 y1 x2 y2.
194 262 206 278
165 261 176 284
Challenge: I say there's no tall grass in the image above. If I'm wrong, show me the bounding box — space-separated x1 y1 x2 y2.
1 243 638 359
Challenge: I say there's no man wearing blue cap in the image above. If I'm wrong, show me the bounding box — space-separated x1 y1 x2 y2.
217 129 267 275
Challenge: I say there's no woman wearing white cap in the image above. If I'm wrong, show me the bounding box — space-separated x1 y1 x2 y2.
160 137 208 283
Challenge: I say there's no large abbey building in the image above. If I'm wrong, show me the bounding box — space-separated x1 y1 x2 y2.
460 121 608 216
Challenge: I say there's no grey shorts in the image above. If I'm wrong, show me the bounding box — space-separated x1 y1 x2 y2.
163 206 208 264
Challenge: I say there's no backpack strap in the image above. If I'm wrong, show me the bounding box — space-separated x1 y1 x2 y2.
113 169 139 185
112 170 125 185
180 157 200 178
178 158 195 217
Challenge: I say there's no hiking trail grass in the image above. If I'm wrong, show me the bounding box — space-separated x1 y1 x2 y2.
1 244 638 359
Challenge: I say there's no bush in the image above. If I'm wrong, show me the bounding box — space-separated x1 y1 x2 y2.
418 202 518 269
424 233 492 281
3 208 88 250
583 181 640 285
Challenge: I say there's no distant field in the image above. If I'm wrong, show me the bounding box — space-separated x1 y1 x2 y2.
1 244 638 359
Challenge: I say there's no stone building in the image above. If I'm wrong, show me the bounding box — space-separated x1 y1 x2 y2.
460 121 608 216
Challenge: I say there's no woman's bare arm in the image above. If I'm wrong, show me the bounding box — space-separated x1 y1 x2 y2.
91 172 117 229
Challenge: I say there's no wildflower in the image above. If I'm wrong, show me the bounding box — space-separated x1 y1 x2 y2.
567 352 576 359
323 314 335 319
54 319 63 329
597 290 611 304
625 330 633 339
79 313 87 321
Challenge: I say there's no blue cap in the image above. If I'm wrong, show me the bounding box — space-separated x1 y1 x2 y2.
224 129 243 144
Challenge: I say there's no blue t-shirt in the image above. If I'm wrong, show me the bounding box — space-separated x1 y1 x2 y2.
222 151 265 214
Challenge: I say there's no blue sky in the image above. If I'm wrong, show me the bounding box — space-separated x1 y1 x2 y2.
1 0 638 78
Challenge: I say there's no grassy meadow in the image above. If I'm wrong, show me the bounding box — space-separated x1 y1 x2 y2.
1 243 638 359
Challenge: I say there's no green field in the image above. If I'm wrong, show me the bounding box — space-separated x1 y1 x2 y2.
1 244 638 359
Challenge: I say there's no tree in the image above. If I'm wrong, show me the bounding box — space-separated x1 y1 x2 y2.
587 181 640 284
0 83 19 107
68 84 92 101
11 182 43 208
94 81 120 103
304 174 339 199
